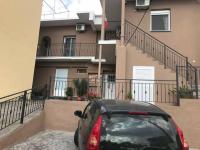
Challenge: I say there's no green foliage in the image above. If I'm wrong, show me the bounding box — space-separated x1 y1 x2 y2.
127 91 132 100
73 79 88 96
65 87 73 97
178 85 193 99
170 85 193 99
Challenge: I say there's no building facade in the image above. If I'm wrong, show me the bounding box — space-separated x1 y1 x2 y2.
32 0 200 101
32 12 119 98
0 0 42 98
115 0 200 81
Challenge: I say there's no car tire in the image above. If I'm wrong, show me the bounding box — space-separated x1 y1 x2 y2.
74 128 79 147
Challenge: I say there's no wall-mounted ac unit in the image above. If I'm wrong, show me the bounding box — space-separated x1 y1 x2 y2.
136 0 150 9
76 24 86 32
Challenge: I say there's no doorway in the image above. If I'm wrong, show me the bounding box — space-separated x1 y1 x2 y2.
41 36 51 56
103 74 116 99
54 69 68 97
132 66 155 103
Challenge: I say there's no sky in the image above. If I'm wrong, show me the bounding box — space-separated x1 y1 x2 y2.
42 0 102 20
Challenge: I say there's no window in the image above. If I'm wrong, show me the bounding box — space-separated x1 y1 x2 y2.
82 103 92 119
77 68 87 74
40 36 51 56
88 74 98 87
63 36 76 56
101 115 181 149
137 0 145 5
150 10 171 31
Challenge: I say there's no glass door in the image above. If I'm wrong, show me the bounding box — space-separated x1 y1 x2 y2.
63 37 76 56
103 74 116 99
54 69 68 97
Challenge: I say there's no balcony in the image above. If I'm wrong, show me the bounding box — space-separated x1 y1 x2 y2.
36 43 105 62
105 31 120 40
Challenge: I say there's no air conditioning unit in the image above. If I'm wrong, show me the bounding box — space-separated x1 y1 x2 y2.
76 24 86 32
136 0 150 9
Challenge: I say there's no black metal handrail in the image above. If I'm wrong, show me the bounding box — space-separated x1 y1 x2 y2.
48 77 177 105
196 66 200 85
105 21 121 40
105 31 120 40
176 66 198 101
125 20 186 58
37 43 98 57
124 20 197 87
0 85 47 131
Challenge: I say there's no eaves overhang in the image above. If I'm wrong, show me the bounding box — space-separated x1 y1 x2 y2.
40 12 102 31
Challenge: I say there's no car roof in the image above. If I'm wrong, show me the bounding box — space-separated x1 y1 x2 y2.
95 100 169 116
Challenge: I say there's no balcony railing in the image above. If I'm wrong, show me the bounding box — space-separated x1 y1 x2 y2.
104 21 121 40
37 43 98 57
48 77 178 105
105 31 120 40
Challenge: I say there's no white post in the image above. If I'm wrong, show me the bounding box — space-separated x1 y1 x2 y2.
97 0 106 96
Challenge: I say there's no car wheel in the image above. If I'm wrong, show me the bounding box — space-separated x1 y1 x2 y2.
74 128 79 147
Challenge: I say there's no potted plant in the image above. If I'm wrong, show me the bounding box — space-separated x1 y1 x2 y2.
178 85 193 99
169 85 193 99
87 91 98 101
65 87 73 100
73 79 88 101
127 91 132 100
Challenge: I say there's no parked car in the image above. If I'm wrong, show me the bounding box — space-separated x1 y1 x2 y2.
74 100 189 150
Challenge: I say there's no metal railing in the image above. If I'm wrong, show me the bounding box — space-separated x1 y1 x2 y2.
124 20 197 78
0 85 47 131
176 66 198 103
48 77 97 100
102 79 177 105
195 66 200 85
105 31 120 40
37 43 98 57
48 77 178 105
104 21 121 40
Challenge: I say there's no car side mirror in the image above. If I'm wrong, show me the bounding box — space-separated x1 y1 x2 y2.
74 110 82 118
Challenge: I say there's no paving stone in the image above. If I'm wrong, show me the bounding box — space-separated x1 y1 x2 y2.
6 130 199 150
7 130 78 150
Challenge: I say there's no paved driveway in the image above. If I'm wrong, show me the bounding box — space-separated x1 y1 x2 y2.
7 130 77 150
7 130 199 150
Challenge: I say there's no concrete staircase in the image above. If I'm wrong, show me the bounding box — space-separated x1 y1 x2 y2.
124 20 197 88
126 43 176 80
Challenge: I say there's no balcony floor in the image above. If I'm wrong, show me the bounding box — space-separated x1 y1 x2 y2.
7 130 77 150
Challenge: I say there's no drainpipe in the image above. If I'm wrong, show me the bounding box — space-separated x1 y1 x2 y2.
121 0 125 46
97 0 106 96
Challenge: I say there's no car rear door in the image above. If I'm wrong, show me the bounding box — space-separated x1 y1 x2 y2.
100 114 182 150
78 102 99 150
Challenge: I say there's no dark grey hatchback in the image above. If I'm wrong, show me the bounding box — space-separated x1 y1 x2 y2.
74 100 189 150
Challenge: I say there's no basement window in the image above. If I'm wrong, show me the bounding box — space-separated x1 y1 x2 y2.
150 10 171 31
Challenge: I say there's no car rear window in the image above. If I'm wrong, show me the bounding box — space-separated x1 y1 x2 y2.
100 114 181 150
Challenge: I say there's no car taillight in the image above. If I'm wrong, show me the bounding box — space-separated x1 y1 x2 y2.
87 115 102 150
173 120 189 150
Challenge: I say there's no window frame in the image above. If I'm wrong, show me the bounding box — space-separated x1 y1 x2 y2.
63 36 76 56
82 102 92 119
150 10 171 32
77 68 87 74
